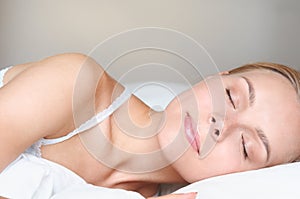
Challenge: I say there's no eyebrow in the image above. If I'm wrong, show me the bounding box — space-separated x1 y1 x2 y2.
256 128 271 162
241 76 256 106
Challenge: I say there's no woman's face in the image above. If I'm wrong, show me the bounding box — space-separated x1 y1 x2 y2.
158 69 300 182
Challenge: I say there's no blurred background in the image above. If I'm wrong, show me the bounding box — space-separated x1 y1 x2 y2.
1 0 299 107
1 0 299 68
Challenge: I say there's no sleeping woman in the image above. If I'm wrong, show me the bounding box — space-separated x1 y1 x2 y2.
0 53 299 199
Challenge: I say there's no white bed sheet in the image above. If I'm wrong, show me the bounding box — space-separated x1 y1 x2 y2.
0 153 86 199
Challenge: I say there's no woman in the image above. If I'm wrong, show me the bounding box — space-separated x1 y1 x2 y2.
0 53 299 199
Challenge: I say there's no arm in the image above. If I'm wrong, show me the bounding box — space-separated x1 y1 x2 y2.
49 183 197 199
0 53 102 172
148 192 197 199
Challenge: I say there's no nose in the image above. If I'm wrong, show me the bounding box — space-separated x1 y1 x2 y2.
199 112 227 159
200 110 236 158
208 110 238 142
208 113 225 141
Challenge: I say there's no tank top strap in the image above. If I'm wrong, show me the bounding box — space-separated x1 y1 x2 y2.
0 66 13 88
41 88 131 145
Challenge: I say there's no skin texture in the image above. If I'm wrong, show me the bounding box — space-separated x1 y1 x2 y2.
0 53 299 198
159 69 300 182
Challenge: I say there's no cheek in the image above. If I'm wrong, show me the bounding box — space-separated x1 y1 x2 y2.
194 82 215 122
158 83 211 148
172 140 243 182
203 143 243 171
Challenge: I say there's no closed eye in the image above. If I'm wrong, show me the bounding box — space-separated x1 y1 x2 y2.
241 135 248 159
226 89 236 109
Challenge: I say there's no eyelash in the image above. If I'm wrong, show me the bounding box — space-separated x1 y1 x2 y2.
241 135 248 159
225 86 249 159
226 89 236 109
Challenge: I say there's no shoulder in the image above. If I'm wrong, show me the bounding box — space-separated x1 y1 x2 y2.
5 53 103 84
40 53 91 70
0 53 110 172
40 53 106 88
33 52 103 77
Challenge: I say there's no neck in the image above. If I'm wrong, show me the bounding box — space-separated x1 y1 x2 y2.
110 94 185 184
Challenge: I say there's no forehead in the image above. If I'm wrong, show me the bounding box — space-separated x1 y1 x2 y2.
245 70 296 99
239 70 298 106
238 70 300 163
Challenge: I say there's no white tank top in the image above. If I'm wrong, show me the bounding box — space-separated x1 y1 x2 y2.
0 66 131 157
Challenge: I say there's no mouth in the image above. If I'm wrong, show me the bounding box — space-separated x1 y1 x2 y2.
184 112 200 154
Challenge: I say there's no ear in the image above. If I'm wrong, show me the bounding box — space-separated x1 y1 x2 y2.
219 71 229 75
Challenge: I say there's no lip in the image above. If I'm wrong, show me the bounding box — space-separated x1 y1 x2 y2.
184 113 200 154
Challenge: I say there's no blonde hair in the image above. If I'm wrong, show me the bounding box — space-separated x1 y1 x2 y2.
228 62 300 98
229 62 300 162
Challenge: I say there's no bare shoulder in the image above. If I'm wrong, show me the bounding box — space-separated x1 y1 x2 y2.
39 53 99 72
41 53 105 74
0 53 106 172
6 53 104 80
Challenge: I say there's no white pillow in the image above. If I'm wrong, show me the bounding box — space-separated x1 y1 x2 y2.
174 162 300 199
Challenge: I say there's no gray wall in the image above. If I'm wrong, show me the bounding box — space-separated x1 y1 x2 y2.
1 0 299 73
